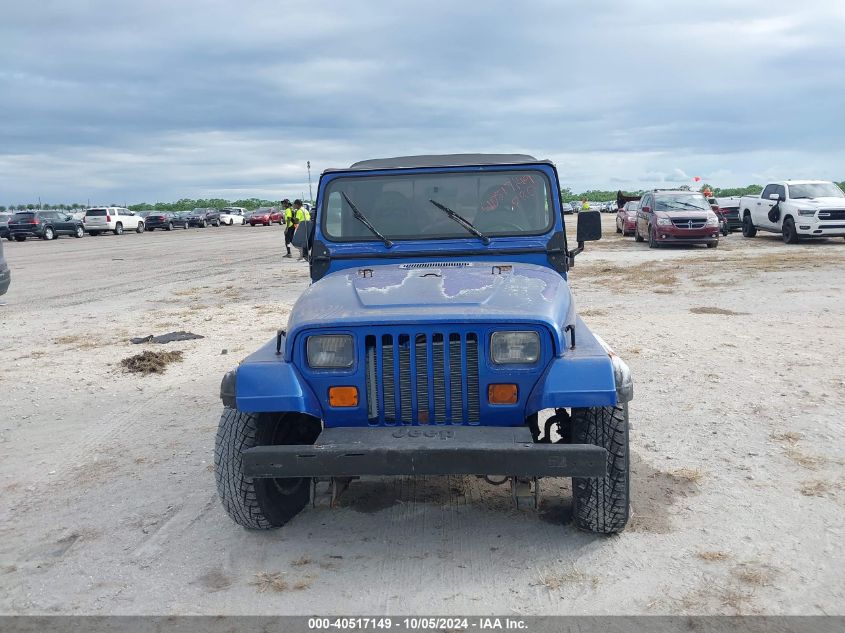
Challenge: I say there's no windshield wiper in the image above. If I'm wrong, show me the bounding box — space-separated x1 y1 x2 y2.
341 192 393 248
429 199 490 245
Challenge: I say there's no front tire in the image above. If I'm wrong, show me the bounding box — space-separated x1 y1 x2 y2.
616 219 622 234
215 408 321 529
571 405 630 534
75 226 84 238
136 222 145 233
634 225 644 242
782 217 800 244
742 213 757 238
648 226 660 248
114 223 124 236
167 222 173 231
43 227 55 240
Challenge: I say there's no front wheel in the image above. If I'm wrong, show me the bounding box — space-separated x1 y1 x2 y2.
167 222 173 231
114 223 124 235
615 219 622 234
742 214 757 238
75 226 84 238
184 222 189 229
43 227 55 240
136 222 145 234
782 217 800 244
648 226 660 248
634 225 644 242
14 235 26 242
215 408 321 529
571 405 630 534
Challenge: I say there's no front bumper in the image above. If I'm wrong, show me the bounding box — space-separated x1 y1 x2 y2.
796 222 845 237
243 425 607 479
654 226 719 244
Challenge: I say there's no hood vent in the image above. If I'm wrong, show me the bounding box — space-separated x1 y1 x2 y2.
399 262 470 269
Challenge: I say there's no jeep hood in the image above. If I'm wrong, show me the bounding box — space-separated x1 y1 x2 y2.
286 262 575 356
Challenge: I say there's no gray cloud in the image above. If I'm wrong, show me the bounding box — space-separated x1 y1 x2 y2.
1 0 844 205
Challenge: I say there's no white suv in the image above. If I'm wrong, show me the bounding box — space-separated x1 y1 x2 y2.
219 207 247 225
83 207 145 235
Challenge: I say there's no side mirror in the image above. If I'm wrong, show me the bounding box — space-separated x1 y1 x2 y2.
640 206 651 214
768 193 780 201
576 209 602 242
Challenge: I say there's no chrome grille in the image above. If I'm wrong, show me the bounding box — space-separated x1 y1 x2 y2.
671 217 707 229
365 331 480 425
819 209 845 221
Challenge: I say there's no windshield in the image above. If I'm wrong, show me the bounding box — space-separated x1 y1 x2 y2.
654 194 710 212
624 203 638 212
789 183 845 199
322 170 554 241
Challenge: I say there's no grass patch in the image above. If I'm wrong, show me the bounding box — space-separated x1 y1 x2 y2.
577 261 679 293
290 557 312 567
697 551 730 562
250 572 288 593
120 350 183 375
292 576 315 590
785 448 827 470
690 306 748 316
771 431 803 445
536 568 596 591
668 468 704 484
799 480 834 497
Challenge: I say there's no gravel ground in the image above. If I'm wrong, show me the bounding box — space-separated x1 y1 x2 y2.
0 218 843 615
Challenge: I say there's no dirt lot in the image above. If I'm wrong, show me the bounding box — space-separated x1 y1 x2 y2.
1 217 843 615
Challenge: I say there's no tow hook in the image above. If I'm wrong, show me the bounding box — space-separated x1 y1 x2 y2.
511 476 540 511
310 477 356 508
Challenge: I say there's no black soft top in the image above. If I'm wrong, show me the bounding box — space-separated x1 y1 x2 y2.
325 153 550 173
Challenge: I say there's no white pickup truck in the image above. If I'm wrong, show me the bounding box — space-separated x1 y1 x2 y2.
739 180 845 243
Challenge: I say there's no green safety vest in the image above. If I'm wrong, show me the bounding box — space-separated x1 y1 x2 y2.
294 208 310 223
283 207 294 228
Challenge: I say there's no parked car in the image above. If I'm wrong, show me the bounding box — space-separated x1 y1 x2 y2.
145 212 190 231
615 201 639 236
714 197 742 234
634 189 720 248
0 238 9 296
219 207 247 225
248 207 282 226
739 180 845 243
83 207 145 235
0 212 11 239
215 153 632 535
8 211 86 241
187 208 221 228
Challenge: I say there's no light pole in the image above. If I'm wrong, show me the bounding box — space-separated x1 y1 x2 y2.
307 161 313 204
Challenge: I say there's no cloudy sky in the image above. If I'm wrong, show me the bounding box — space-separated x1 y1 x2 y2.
1 0 843 205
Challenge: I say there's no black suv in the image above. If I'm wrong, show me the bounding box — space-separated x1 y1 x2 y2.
187 208 221 228
7 211 85 241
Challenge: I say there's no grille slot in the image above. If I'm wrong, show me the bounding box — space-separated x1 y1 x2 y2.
366 331 480 425
399 262 470 269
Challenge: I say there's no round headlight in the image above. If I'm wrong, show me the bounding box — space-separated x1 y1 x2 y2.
491 331 540 365
307 334 354 368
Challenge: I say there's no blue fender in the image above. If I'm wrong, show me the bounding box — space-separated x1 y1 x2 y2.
229 338 323 416
525 318 620 412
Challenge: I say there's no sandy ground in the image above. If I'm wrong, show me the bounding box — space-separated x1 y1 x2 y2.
0 217 843 615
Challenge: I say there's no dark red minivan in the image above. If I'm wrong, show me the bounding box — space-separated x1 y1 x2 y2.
634 190 720 248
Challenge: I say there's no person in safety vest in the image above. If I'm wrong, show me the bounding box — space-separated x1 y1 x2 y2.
292 199 311 261
581 199 590 212
282 199 295 258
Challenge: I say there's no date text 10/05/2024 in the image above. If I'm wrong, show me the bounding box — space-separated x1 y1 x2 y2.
307 617 528 630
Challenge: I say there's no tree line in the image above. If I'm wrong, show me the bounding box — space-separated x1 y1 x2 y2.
3 183 844 212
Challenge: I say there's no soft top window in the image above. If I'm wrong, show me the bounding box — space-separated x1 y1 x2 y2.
321 169 554 242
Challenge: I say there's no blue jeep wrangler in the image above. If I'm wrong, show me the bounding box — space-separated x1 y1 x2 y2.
216 154 633 533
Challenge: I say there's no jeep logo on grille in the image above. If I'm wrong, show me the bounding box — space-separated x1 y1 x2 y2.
392 428 454 440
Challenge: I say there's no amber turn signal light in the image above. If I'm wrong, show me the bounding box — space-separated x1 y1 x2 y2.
328 386 358 407
488 383 518 405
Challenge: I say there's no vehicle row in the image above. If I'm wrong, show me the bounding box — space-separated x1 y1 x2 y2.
0 206 288 242
613 180 845 247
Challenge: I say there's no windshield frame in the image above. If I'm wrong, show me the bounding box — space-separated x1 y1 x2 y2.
319 167 556 244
